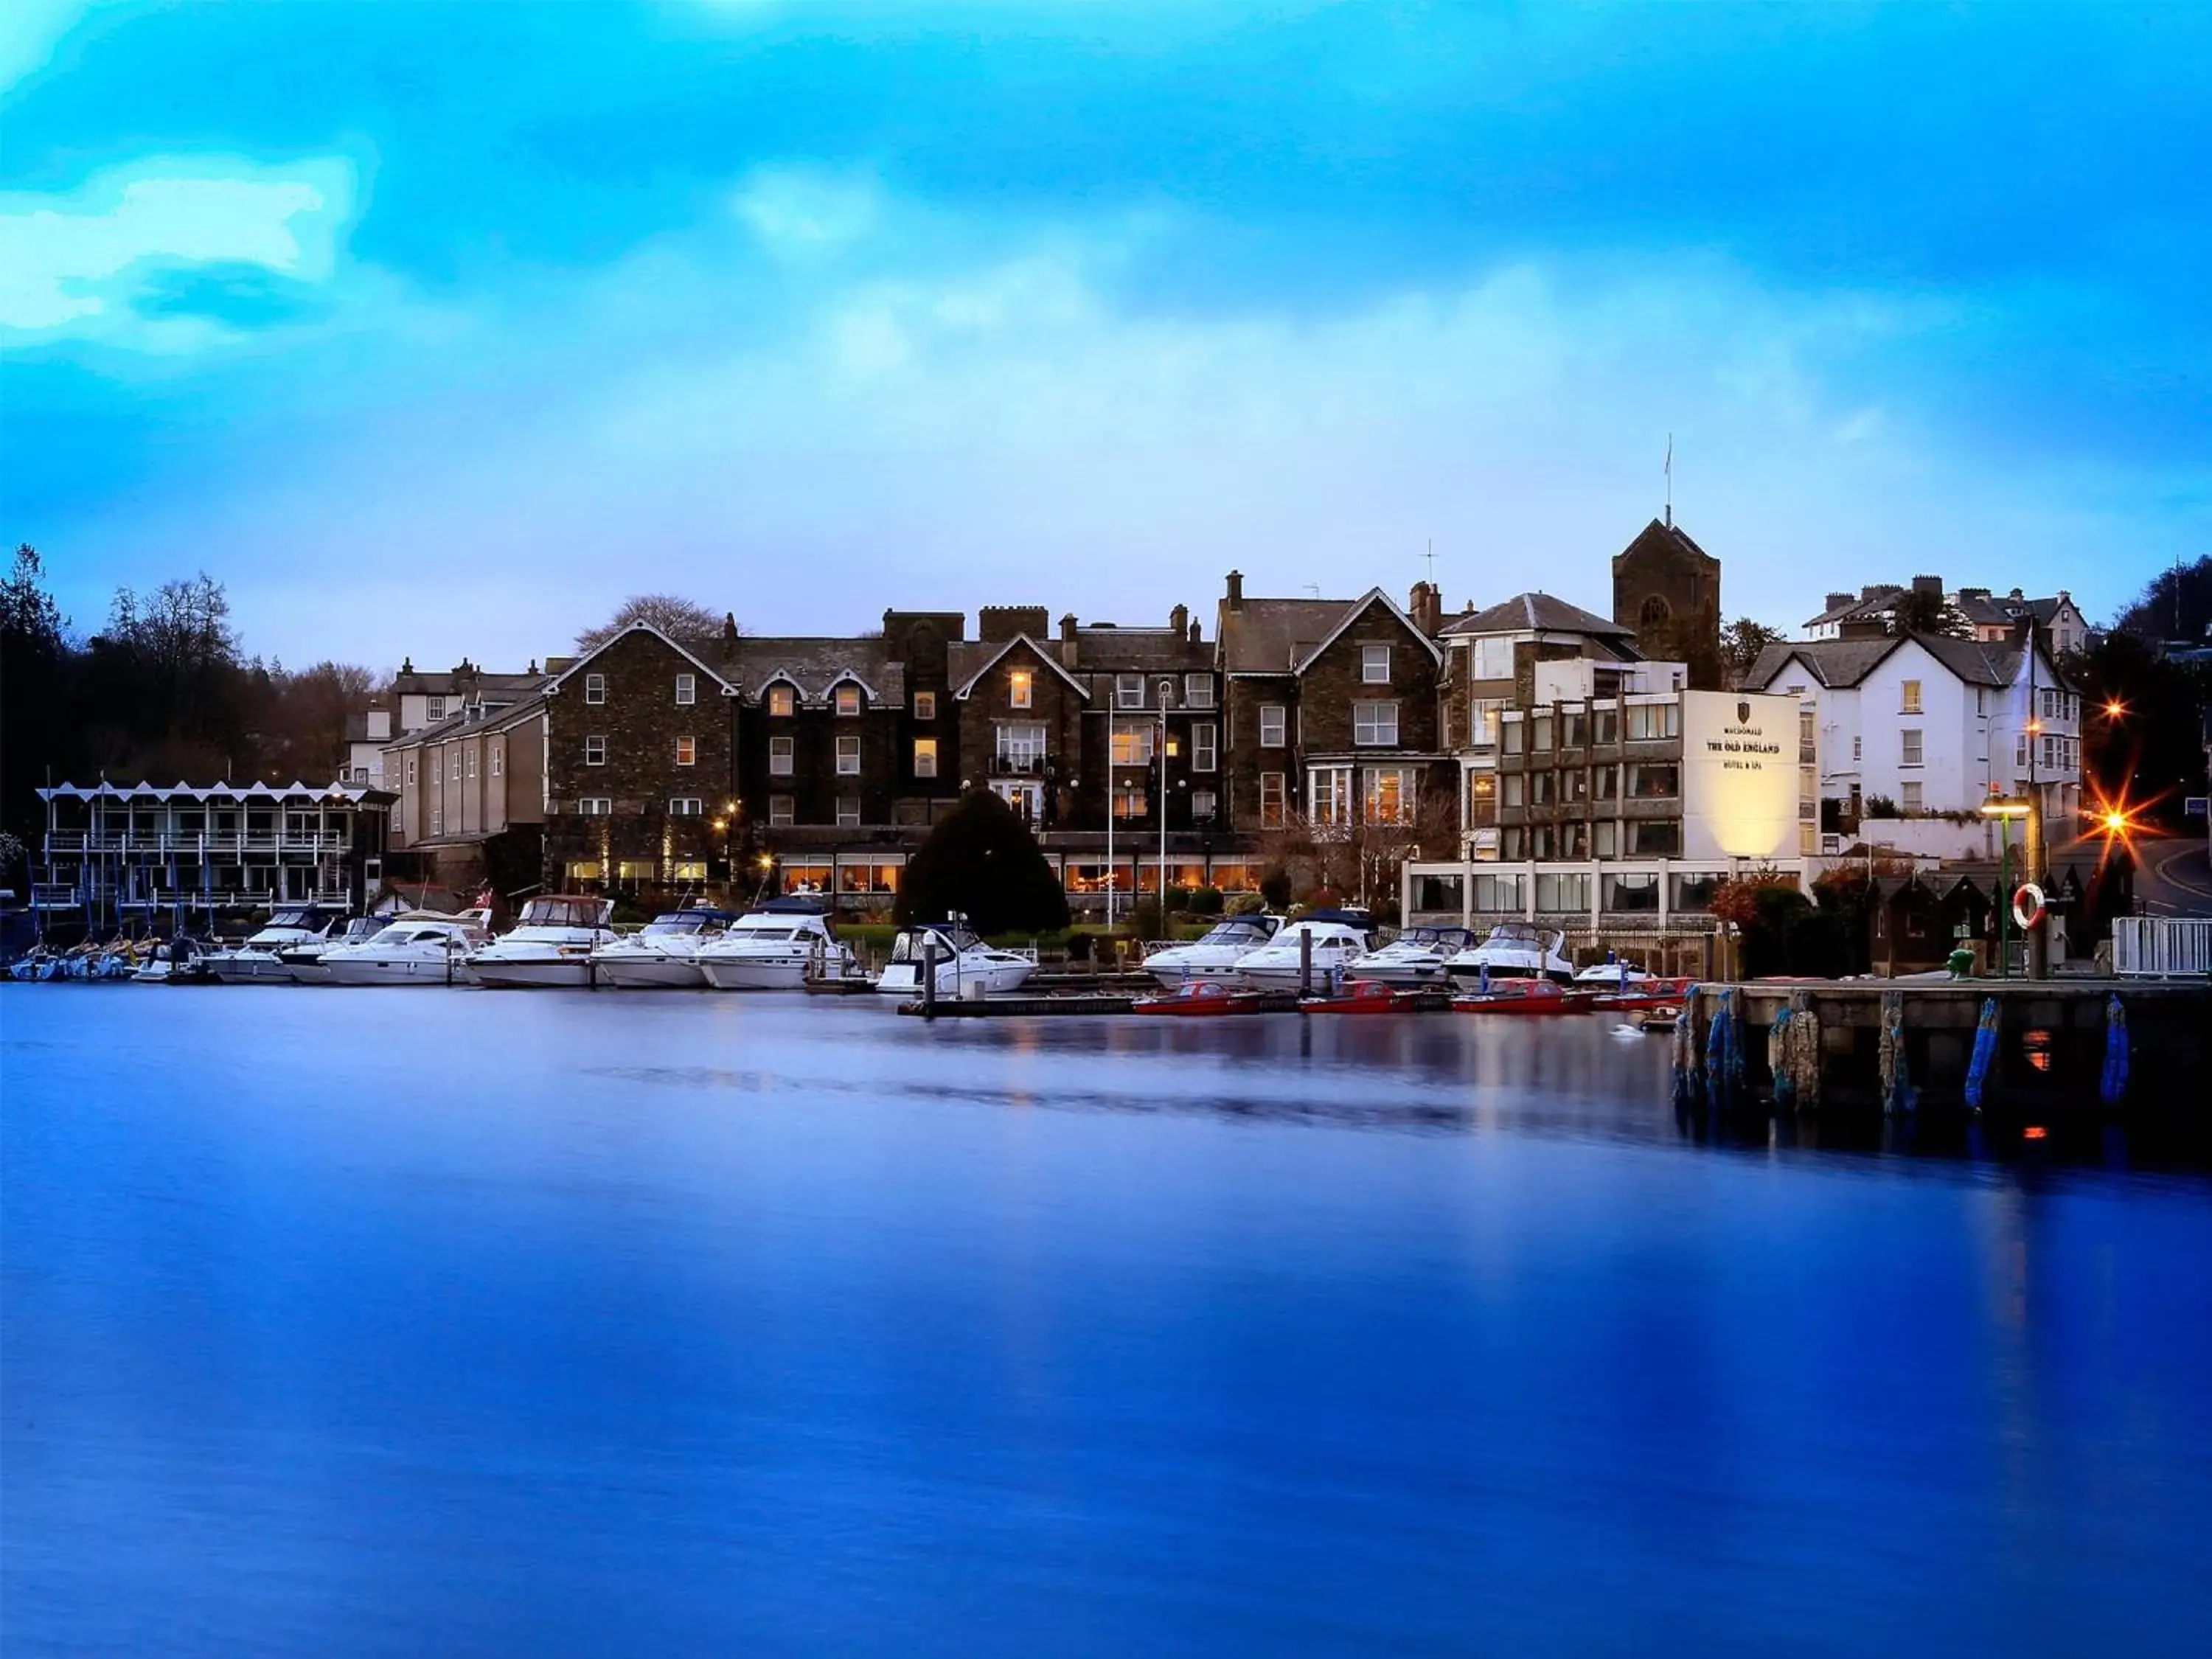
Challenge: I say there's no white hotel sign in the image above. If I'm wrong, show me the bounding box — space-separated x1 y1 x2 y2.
1682 689 1801 862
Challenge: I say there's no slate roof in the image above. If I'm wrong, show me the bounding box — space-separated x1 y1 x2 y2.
386 691 549 750
1217 597 1360 675
1437 592 1635 639
1750 635 2039 691
1069 625 1211 674
1802 586 1903 630
723 636 907 705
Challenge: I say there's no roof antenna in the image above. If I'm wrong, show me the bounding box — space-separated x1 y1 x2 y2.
1663 433 1673 529
1304 583 1322 599
1424 538 1436 586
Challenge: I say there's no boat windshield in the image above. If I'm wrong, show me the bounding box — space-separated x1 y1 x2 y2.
644 914 706 936
1487 923 1541 944
265 908 316 930
891 924 982 961
518 897 608 928
1197 921 1270 947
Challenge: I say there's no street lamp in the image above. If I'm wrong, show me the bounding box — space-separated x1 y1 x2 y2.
1980 796 2034 979
1157 676 1177 924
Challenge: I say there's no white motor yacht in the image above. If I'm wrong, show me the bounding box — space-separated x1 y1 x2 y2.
466 895 617 988
1346 925 1478 988
207 906 343 984
1573 958 1658 990
873 918 1037 998
1232 911 1374 991
588 907 736 989
1442 922 1577 987
278 917 391 985
695 900 855 990
321 912 491 986
1140 914 1284 988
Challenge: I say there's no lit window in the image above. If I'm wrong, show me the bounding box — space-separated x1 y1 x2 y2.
836 735 861 775
567 860 603 881
1259 705 1287 748
769 795 794 826
914 690 937 721
1310 768 1353 827
914 738 939 779
768 737 793 775
1363 767 1413 824
1112 782 1149 819
672 860 708 881
1259 771 1287 828
675 673 695 706
1352 701 1399 745
585 735 607 766
675 736 697 767
835 684 862 717
583 675 605 706
669 797 703 816
1192 723 1217 773
1117 674 1144 709
1009 669 1033 709
1900 679 1922 714
767 684 795 717
1901 729 1924 766
836 796 861 827
1362 644 1391 684
1185 675 1214 709
1110 720 1155 766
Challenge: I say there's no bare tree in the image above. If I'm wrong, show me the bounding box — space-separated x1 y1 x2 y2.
1718 617 1785 687
1256 786 1456 917
576 594 730 652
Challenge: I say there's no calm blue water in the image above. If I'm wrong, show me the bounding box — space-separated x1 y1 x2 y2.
5 988 2211 1656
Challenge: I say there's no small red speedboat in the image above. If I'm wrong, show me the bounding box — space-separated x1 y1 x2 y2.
1451 980 1595 1015
1300 978 1422 1015
1132 980 1270 1017
1587 976 1695 1012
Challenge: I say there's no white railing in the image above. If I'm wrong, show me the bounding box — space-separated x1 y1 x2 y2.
2114 916 2212 977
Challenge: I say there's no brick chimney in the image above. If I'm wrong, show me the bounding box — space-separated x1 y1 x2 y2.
1225 570 1244 611
1169 603 1189 639
1408 580 1442 635
1911 574 1943 597
1825 591 1852 613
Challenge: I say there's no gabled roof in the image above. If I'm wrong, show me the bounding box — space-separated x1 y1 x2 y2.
1289 587 1444 672
950 633 1091 701
1439 591 1635 639
544 622 740 698
725 637 905 705
1750 633 2051 692
1217 596 1357 675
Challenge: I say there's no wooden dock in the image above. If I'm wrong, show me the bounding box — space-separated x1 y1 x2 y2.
897 989 1307 1018
1678 977 2212 1113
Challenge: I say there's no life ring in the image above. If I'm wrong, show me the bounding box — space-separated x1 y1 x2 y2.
2012 882 2046 931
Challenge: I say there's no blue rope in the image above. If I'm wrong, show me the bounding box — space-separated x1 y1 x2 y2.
1771 1007 1797 1108
1964 996 2000 1112
2101 994 2130 1107
1705 987 1746 1106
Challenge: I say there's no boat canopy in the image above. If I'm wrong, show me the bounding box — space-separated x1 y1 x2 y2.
517 895 613 928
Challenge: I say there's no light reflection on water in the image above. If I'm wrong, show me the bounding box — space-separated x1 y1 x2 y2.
4 987 2211 1657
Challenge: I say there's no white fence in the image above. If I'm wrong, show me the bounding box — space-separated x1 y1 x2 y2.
2113 916 2212 977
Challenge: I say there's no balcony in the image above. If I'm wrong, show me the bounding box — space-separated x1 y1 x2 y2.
991 754 1051 776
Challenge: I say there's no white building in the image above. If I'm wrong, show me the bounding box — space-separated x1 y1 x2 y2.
1748 633 2081 848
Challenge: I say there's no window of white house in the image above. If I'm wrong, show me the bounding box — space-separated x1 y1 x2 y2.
914 690 937 721
578 797 611 815
1362 644 1391 684
584 736 607 766
1259 771 1287 828
1009 669 1033 709
1473 638 1514 681
769 737 793 775
996 722 1047 768
1310 767 1354 827
490 742 502 777
1852 736 1862 762
1900 679 1922 714
1901 729 1924 766
583 675 606 706
1191 789 1218 821
769 795 794 826
837 796 861 826
1352 700 1399 745
1192 723 1217 773
768 684 796 717
1259 704 1287 748
1185 675 1214 709
1111 719 1156 766
675 673 695 706
675 736 697 767
669 797 702 815
836 735 861 775
835 684 862 717
1902 782 1924 812
914 738 939 778
1116 674 1146 709
1363 767 1413 824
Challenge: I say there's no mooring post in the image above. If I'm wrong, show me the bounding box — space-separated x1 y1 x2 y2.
1300 930 1313 997
921 937 936 1021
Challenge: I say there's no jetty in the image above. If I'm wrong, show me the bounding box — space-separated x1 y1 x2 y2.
1677 978 2212 1113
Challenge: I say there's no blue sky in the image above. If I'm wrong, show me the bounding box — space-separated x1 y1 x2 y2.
4 1 2206 670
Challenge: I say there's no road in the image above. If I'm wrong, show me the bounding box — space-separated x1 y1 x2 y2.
2135 832 2212 916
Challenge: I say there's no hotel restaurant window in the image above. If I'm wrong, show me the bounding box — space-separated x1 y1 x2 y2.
913 738 939 779
1472 872 1523 913
1352 700 1398 746
1537 872 1589 914
768 684 796 717
1112 782 1149 819
1009 669 1034 709
1259 705 1287 748
1627 763 1678 799
1604 872 1661 913
835 684 862 717
914 690 936 720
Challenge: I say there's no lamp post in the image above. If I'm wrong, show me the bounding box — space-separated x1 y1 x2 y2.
1979 796 2031 979
1157 677 1176 927
1104 749 1116 930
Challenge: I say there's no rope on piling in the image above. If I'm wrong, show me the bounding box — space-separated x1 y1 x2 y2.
1964 996 2000 1113
1767 1007 1795 1107
1878 990 1918 1116
1670 984 1702 1110
2101 994 2130 1107
1705 987 1746 1107
1769 989 1822 1110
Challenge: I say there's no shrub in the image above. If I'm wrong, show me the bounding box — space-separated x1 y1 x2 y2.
1259 866 1293 910
1225 891 1268 917
1188 886 1225 916
894 788 1071 934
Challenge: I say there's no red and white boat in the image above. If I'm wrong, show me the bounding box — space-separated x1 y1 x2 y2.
1131 980 1273 1017
1585 975 1695 1012
1300 978 1427 1015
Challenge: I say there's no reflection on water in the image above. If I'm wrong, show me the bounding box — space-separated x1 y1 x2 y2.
5 988 2211 1657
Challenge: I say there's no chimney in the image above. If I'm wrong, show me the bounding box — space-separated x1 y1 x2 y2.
1912 574 1942 597
1189 620 1203 645
1825 591 1852 613
1409 580 1441 635
1169 603 1189 639
1060 612 1077 643
723 613 739 648
1225 570 1244 610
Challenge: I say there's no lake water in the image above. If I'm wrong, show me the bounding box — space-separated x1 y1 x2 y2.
5 987 2211 1656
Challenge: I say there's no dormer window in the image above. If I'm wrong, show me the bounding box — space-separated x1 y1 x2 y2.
835 684 862 717
426 695 446 720
583 675 605 706
1009 669 1033 709
1362 644 1391 684
767 684 796 717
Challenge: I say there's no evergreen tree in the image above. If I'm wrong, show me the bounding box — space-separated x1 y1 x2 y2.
895 787 1069 935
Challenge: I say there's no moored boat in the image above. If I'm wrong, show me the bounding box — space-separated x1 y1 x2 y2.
1346 925 1476 988
1451 978 1596 1015
590 907 737 989
695 899 855 990
279 917 392 985
321 911 490 986
1231 911 1374 991
1441 922 1577 987
1140 914 1284 989
1299 978 1427 1014
466 895 616 988
873 917 1037 999
1132 978 1271 1016
207 906 345 984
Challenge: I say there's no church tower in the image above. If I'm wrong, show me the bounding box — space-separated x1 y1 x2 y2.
1611 518 1722 688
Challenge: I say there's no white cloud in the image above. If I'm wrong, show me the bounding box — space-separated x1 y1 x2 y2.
731 166 881 254
0 154 358 349
0 0 90 93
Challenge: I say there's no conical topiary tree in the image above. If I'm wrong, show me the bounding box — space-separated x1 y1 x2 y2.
895 787 1070 936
